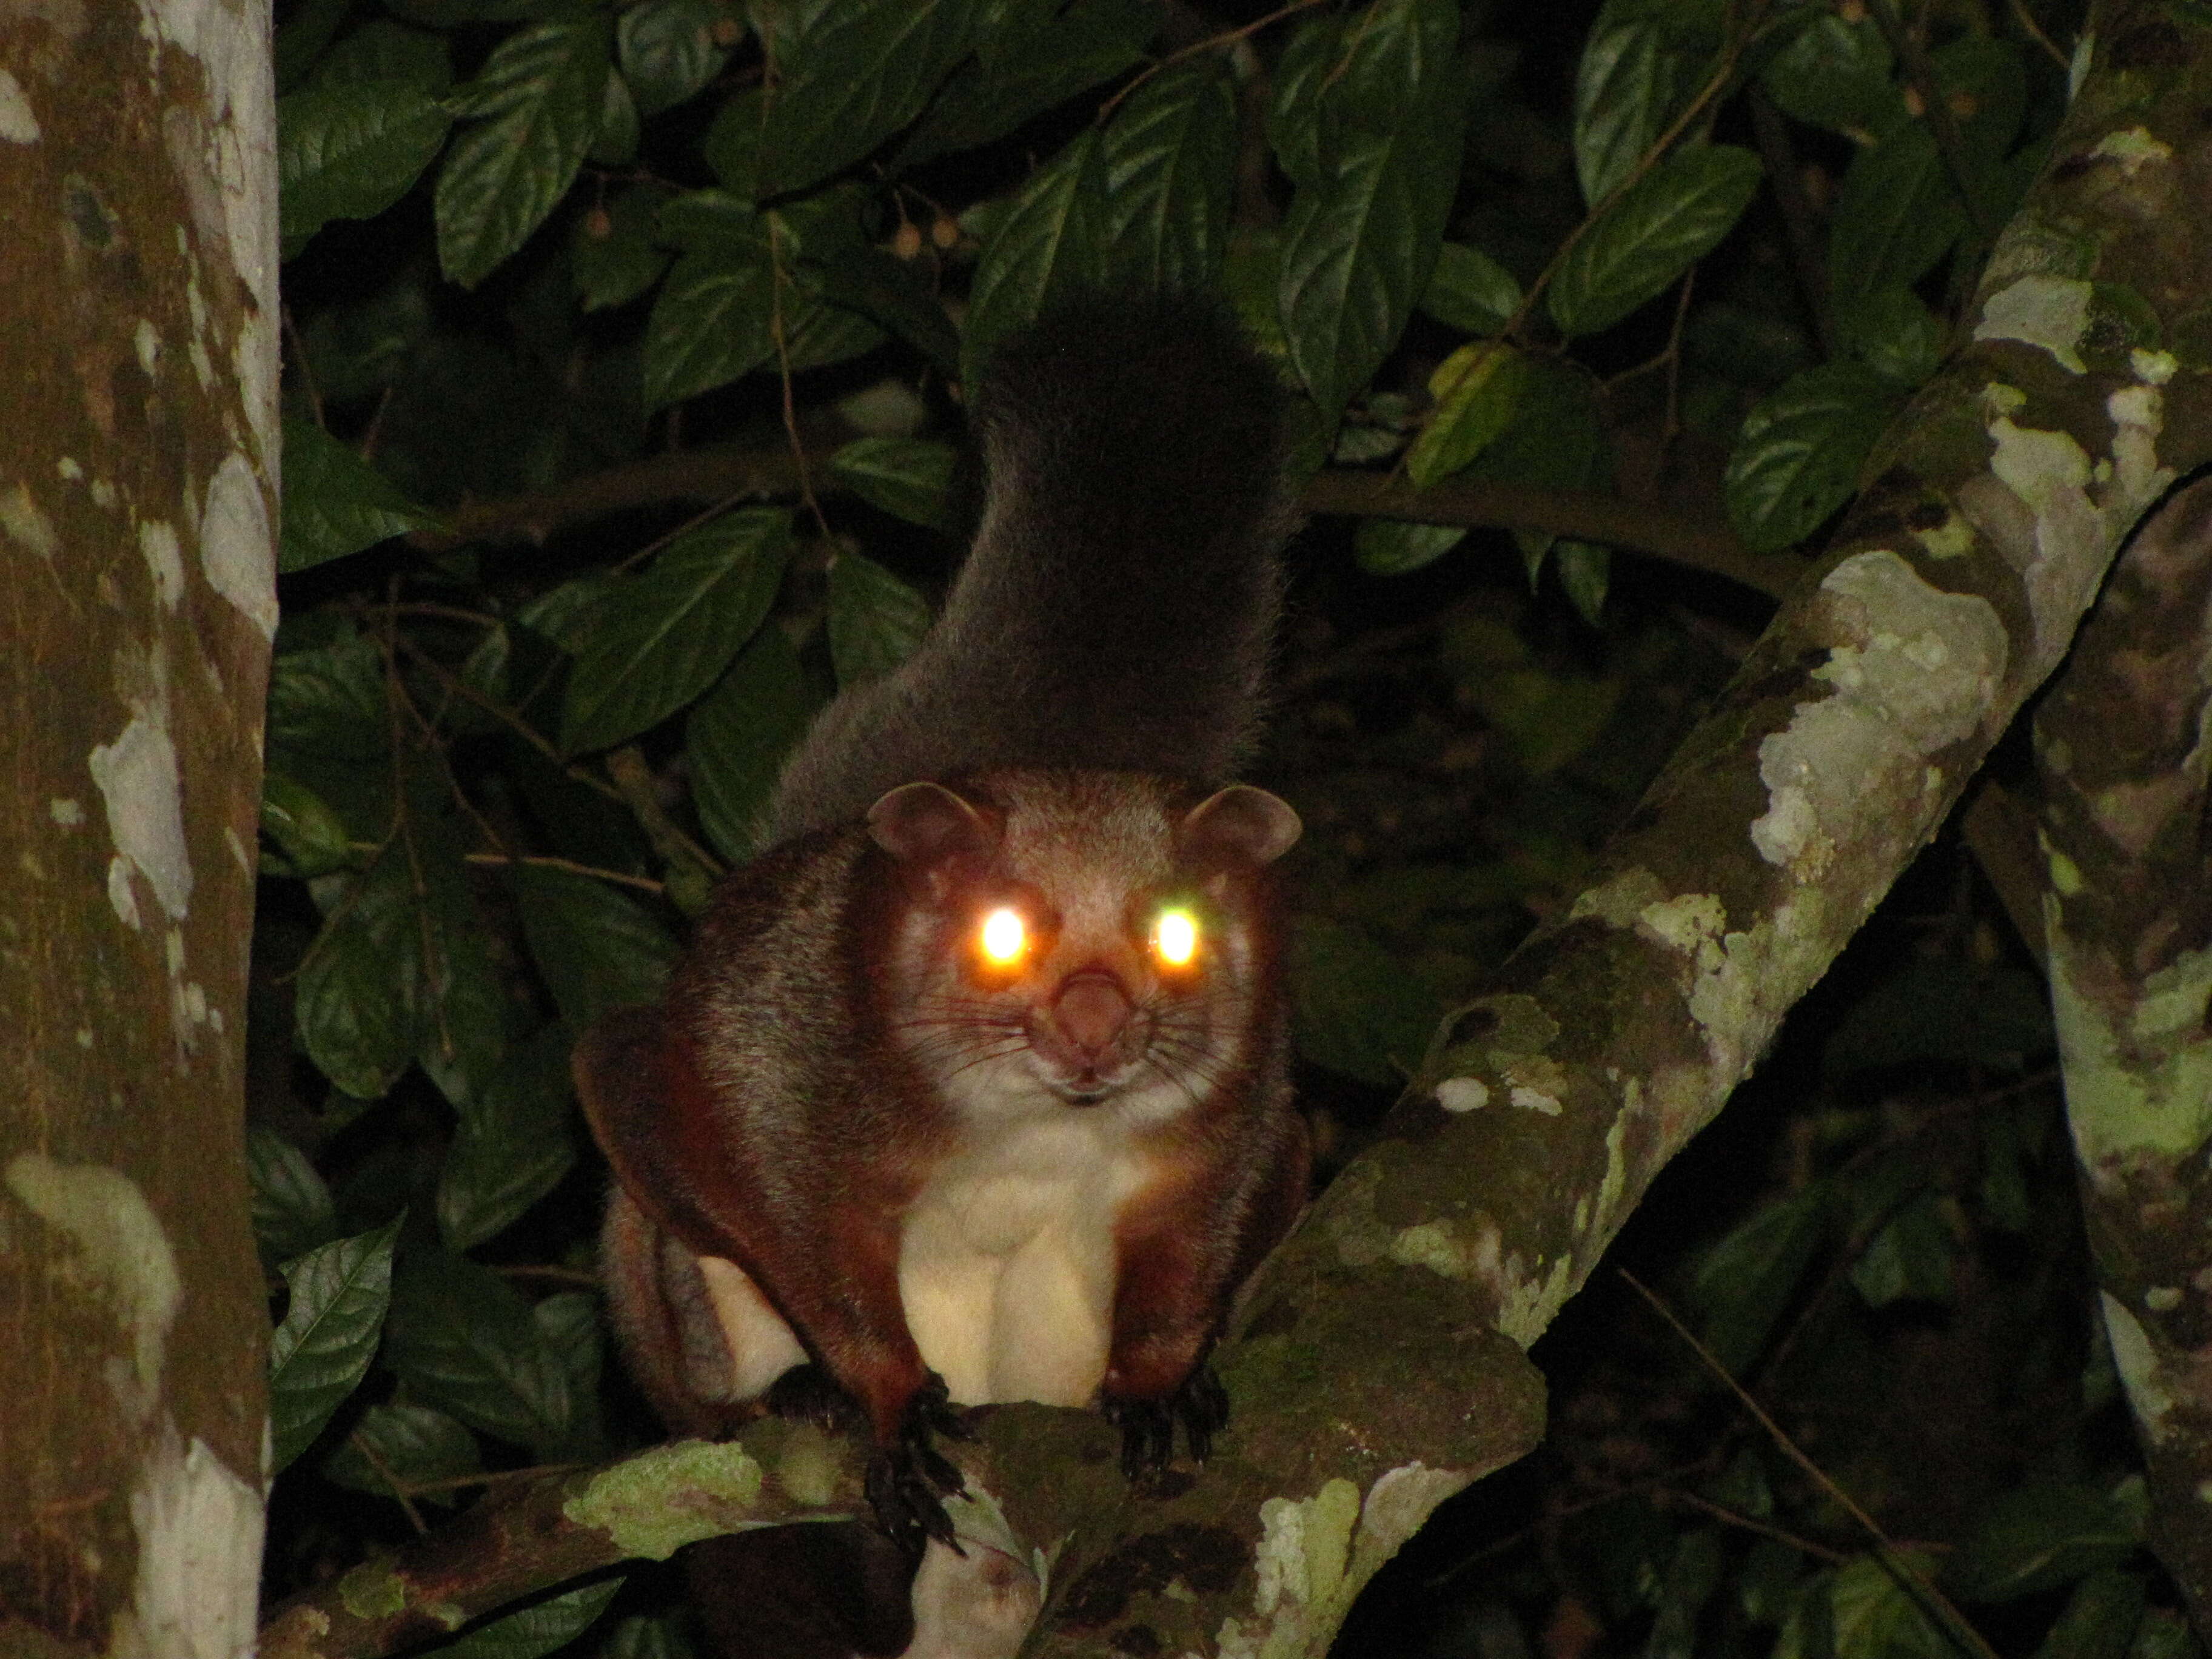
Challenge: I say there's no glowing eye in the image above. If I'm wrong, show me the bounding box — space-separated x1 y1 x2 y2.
979 907 1027 966
1154 907 1199 967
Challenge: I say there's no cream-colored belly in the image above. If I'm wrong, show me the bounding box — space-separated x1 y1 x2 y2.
897 1119 1152 1407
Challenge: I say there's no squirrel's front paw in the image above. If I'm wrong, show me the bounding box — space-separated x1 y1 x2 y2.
864 1372 971 1559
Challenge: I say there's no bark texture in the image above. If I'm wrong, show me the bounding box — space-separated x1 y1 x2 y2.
0 0 278 1653
2038 474 2212 1629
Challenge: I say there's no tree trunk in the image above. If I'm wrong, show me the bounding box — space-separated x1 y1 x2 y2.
0 0 277 1653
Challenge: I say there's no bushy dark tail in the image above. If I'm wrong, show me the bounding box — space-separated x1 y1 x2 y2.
768 295 1296 841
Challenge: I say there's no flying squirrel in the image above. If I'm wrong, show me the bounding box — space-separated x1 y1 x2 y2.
573 296 1311 1632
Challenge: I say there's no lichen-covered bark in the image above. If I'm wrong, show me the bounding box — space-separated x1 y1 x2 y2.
0 0 276 1653
2035 475 2212 1627
1174 8 2212 1652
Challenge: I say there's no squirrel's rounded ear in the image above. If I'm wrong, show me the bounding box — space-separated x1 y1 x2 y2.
1181 785 1301 869
867 782 998 863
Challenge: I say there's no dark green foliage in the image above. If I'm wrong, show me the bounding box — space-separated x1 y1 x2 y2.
261 1 2170 1652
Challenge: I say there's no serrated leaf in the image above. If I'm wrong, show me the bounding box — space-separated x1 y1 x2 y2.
1099 58 1238 293
280 417 440 574
560 509 792 753
828 437 956 527
642 230 776 409
755 0 983 197
296 854 427 1100
321 1402 483 1507
1549 143 1762 338
963 130 1108 387
828 551 931 688
688 626 817 861
435 17 612 290
247 1125 341 1267
573 184 675 312
511 864 680 1027
1407 341 1528 485
1289 914 1442 1085
269 1218 401 1472
895 0 1155 169
278 76 452 252
261 768 358 879
1759 8 1894 135
267 629 389 769
620 0 740 117
384 1248 577 1456
1355 519 1464 576
1827 121 1965 308
438 1025 578 1252
1690 1182 1828 1374
1836 284 1946 387
1573 0 1724 206
1278 86 1464 419
1723 360 1899 552
440 1578 626 1659
1418 240 1523 335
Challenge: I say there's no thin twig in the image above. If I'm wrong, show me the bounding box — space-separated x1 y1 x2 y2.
1620 1270 2002 1659
2006 0 2071 70
1863 0 1999 243
462 851 664 896
1664 1487 1851 1564
347 1430 431 1537
388 634 629 808
1097 0 1332 121
768 215 833 543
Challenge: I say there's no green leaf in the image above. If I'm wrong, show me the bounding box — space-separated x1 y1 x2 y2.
895 0 1155 169
808 246 962 378
312 19 454 95
828 551 932 688
1418 241 1523 336
260 768 358 879
247 1125 341 1268
269 1218 401 1472
1758 7 1894 135
279 417 440 574
1850 1191 1956 1307
1689 1182 1828 1374
1835 284 1946 387
1467 355 1612 565
1824 1552 1951 1659
1826 121 1965 308
642 236 777 409
591 65 641 166
1099 58 1239 293
560 509 793 754
1406 341 1529 486
1549 143 1762 338
440 1578 626 1659
573 184 675 312
278 75 452 253
600 1612 702 1659
1278 85 1464 419
384 1248 578 1457
320 1402 483 1507
828 437 956 528
963 130 1108 387
1723 360 1899 553
438 1025 580 1252
511 865 680 1027
296 855 427 1100
702 84 765 198
1554 540 1610 625
1950 1484 2142 1603
688 625 818 862
1355 519 1464 577
754 0 983 197
2034 1570 2145 1659
275 0 355 93
619 0 740 117
1572 0 1724 206
267 629 388 769
1264 12 1345 191
435 17 612 290
1289 914 1442 1086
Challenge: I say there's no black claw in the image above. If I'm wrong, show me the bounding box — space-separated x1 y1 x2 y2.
862 1372 970 1561
1107 1362 1232 1478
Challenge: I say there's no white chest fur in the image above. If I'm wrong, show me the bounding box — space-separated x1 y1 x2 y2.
897 1110 1158 1408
